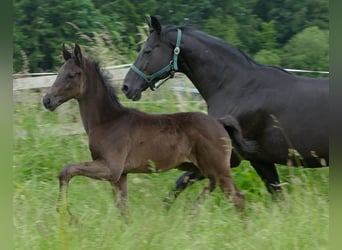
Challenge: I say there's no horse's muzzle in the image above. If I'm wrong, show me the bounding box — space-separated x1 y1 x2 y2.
121 84 144 101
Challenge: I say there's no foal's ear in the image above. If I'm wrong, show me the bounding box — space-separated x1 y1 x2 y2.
149 15 161 35
74 43 83 66
62 43 71 61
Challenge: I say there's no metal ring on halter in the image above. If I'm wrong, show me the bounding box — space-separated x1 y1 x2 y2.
131 28 182 90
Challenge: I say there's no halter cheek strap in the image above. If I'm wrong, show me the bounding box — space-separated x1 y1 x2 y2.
131 28 182 91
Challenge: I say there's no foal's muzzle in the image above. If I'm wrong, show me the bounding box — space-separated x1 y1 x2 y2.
43 94 59 111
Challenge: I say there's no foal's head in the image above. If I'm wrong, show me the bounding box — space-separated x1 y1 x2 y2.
43 44 86 111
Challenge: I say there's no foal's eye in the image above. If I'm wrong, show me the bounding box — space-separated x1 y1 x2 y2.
67 73 75 79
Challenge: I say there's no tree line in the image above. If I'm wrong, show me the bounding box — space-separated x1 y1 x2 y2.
13 0 329 74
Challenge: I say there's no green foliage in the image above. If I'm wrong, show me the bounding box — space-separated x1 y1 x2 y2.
281 26 329 71
254 0 329 44
13 0 329 73
13 0 104 72
257 21 277 50
203 14 242 47
254 49 281 66
14 101 90 182
63 22 126 66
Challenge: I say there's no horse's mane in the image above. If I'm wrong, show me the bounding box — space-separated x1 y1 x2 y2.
162 25 291 75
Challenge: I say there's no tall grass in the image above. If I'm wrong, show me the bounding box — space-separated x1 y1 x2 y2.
13 84 328 250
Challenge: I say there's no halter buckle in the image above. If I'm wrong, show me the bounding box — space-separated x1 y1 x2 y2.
131 28 182 91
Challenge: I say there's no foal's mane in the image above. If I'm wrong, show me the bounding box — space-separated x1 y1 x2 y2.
161 25 291 75
84 55 121 106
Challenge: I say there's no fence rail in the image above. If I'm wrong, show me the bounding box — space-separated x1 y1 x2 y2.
13 64 329 91
14 65 329 138
13 66 130 91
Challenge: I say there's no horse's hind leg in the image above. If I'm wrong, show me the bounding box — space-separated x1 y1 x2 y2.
251 161 282 197
163 172 205 205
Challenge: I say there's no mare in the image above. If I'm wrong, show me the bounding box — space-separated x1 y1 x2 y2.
42 44 251 212
122 16 329 198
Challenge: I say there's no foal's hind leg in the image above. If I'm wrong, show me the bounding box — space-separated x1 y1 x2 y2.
218 174 245 209
195 178 216 204
57 159 112 215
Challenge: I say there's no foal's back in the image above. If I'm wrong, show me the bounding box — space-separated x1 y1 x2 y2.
130 109 229 145
89 108 230 173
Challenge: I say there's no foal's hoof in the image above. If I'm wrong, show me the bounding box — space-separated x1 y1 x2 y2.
57 207 79 225
233 192 245 211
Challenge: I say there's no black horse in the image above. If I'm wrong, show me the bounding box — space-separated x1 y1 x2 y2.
122 16 329 198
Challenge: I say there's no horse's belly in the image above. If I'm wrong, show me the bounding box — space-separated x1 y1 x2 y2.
252 130 328 167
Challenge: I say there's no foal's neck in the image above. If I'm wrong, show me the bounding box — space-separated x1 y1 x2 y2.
78 61 124 134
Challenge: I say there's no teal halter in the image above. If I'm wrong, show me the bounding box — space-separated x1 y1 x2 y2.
130 28 182 91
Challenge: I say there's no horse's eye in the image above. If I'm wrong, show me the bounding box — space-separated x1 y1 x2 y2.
144 48 152 54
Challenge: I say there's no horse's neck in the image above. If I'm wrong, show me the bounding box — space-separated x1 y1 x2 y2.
178 31 254 101
78 67 123 134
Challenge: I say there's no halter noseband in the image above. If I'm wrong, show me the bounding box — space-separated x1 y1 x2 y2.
130 28 182 91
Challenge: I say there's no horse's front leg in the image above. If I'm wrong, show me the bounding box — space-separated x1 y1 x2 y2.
110 174 128 211
57 159 113 215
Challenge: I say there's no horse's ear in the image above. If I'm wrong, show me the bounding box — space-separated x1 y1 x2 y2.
74 43 83 66
149 15 161 35
145 15 151 27
62 43 71 61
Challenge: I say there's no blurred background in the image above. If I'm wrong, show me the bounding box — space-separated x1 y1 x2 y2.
13 0 329 74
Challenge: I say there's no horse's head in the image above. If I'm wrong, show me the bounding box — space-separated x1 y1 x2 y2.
43 44 85 111
122 16 180 101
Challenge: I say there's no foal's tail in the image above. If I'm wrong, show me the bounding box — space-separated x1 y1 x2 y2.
217 115 257 155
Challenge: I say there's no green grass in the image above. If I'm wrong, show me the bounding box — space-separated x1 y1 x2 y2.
13 86 329 250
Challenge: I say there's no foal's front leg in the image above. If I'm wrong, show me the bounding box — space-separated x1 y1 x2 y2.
110 174 128 211
57 159 112 214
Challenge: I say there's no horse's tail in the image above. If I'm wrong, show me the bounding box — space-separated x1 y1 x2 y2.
217 115 257 155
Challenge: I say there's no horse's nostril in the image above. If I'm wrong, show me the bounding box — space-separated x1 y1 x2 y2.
122 84 129 93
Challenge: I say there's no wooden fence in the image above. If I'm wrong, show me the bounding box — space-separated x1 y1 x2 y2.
13 65 329 138
13 64 329 91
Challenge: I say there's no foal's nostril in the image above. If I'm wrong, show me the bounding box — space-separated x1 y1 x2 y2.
43 95 51 109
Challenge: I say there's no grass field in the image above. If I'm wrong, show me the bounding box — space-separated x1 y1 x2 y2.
13 84 329 250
